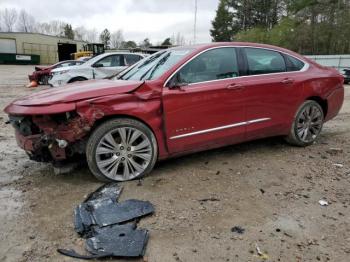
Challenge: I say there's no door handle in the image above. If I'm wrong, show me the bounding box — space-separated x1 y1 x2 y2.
226 83 244 90
281 78 294 84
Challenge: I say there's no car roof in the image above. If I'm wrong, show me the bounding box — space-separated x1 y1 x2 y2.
169 42 308 62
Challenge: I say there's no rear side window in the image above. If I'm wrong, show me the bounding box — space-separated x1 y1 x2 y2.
245 48 286 75
285 55 305 71
125 54 142 65
176 47 239 84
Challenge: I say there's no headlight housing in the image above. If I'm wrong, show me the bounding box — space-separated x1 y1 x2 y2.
53 70 69 75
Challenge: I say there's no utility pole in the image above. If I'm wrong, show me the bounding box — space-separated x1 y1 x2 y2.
194 0 197 44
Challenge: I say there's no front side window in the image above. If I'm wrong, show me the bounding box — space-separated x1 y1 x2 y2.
96 55 123 67
245 48 286 75
172 47 239 85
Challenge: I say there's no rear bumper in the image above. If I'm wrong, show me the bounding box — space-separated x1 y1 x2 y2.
325 86 345 121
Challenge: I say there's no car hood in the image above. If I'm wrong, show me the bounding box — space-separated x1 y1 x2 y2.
13 79 144 106
51 65 83 72
35 66 49 71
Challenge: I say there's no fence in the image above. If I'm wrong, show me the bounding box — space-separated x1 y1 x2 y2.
305 55 350 73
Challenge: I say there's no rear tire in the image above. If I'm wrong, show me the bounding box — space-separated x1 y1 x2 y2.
86 118 158 182
285 100 324 147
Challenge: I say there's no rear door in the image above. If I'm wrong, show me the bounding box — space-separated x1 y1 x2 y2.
124 54 144 66
162 47 246 153
242 47 306 140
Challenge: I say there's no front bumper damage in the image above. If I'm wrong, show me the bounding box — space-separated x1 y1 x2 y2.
8 112 96 162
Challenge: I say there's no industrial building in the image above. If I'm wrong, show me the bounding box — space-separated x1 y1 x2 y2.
0 32 87 65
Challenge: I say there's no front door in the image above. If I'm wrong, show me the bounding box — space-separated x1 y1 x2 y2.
93 54 126 78
162 47 246 153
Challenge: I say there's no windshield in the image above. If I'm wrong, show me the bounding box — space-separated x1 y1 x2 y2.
119 48 193 81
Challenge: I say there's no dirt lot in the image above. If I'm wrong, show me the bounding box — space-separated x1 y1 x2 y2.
0 65 349 262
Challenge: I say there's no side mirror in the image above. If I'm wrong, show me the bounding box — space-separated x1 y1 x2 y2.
168 81 188 91
168 73 188 90
93 63 103 68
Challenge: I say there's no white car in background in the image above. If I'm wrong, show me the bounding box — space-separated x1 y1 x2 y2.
49 52 146 87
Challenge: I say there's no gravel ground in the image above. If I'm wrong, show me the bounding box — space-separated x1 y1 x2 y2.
0 65 349 262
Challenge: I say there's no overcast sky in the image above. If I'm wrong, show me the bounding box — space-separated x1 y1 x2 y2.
1 0 219 44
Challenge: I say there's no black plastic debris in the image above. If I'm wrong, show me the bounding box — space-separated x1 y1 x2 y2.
75 198 154 236
231 226 245 234
86 224 149 257
59 183 154 259
84 182 122 203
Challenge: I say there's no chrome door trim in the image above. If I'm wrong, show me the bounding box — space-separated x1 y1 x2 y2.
169 118 270 140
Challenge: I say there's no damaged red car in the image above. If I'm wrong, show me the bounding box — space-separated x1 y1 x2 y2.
29 60 85 85
4 42 344 182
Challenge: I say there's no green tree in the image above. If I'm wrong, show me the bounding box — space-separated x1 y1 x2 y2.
140 38 152 47
100 28 111 49
64 24 74 39
161 37 172 46
121 40 137 49
210 0 235 41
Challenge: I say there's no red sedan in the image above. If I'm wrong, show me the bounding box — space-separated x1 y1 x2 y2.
5 42 344 181
29 60 85 85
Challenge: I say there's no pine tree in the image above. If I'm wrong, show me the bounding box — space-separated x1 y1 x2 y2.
64 24 74 39
161 38 172 46
210 0 235 42
100 29 111 49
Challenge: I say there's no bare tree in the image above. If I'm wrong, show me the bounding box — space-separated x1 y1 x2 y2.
36 20 65 36
86 28 98 42
110 30 124 49
74 26 88 40
17 9 36 32
1 8 18 32
177 32 186 45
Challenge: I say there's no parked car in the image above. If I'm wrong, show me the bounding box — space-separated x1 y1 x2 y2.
77 56 91 62
48 52 146 87
343 69 350 84
29 60 85 85
5 43 344 182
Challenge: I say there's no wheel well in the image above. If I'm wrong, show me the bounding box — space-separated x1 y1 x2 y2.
306 96 328 117
91 114 156 137
68 76 88 83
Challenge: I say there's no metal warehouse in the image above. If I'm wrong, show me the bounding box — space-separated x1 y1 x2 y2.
0 32 87 65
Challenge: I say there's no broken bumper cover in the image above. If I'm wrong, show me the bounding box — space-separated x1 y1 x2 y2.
15 130 66 161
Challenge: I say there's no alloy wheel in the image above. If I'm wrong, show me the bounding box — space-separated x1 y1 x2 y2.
296 104 323 143
95 127 152 181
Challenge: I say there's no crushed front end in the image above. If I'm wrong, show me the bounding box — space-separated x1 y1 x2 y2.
7 112 91 163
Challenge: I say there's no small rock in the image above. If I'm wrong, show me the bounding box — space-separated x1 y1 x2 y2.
319 199 329 206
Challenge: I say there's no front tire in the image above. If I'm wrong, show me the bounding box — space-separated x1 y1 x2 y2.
68 77 87 83
285 100 324 146
86 118 158 182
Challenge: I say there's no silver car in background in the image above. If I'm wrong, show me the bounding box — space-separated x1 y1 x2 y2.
49 52 146 87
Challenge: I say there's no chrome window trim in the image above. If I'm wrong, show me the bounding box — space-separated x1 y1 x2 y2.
163 45 309 88
169 117 270 140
